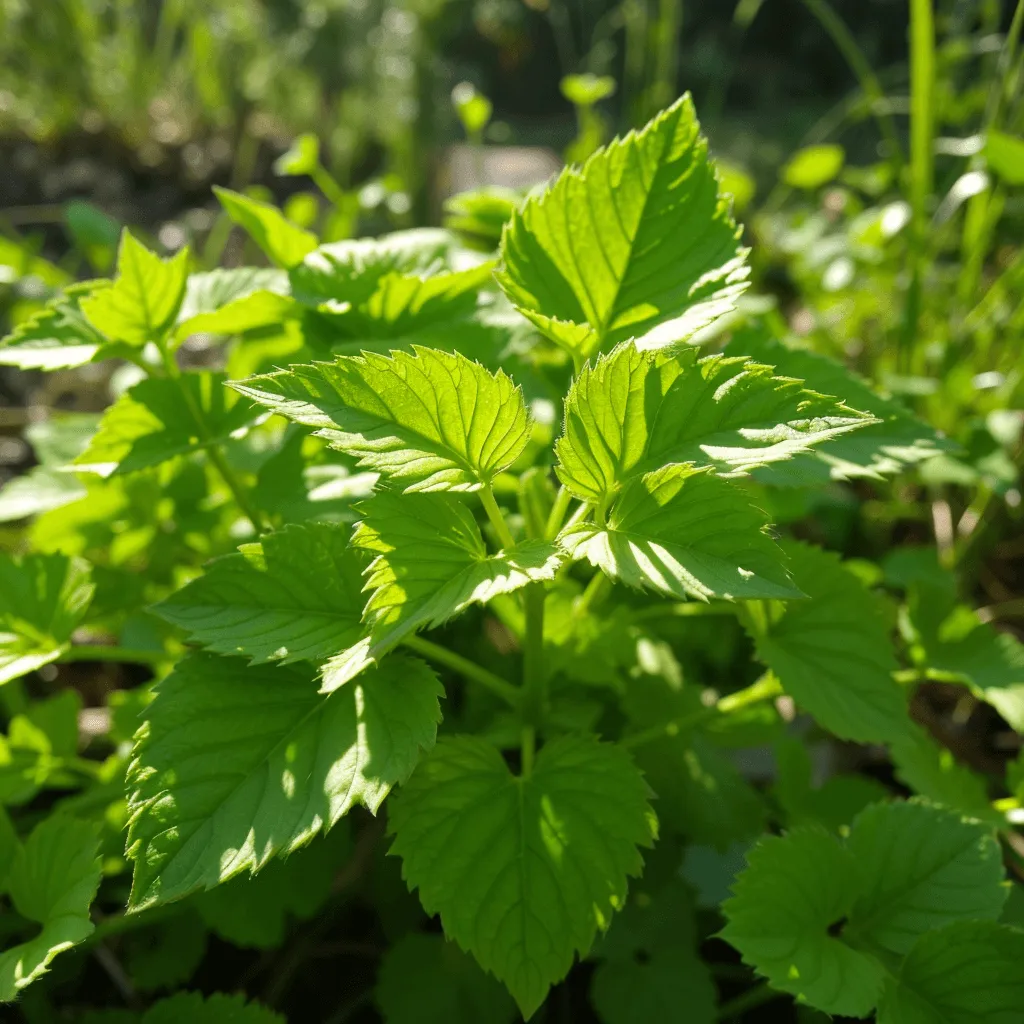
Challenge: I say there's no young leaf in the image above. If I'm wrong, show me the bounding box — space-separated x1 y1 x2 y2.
744 542 907 743
176 290 298 343
0 816 102 1001
890 726 1002 825
388 735 657 1019
177 267 289 324
728 332 952 481
213 187 317 268
558 464 801 601
75 372 258 477
876 922 1024 1024
126 653 442 911
910 593 1024 732
142 992 285 1024
375 933 518 1024
555 344 873 505
232 348 530 492
0 281 110 370
324 492 561 688
0 552 94 686
496 94 749 358
154 523 365 665
81 232 190 346
844 800 1007 956
720 828 885 1017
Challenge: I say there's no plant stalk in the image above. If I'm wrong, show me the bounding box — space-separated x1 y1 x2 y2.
402 636 521 708
520 583 547 776
621 673 782 749
480 484 517 549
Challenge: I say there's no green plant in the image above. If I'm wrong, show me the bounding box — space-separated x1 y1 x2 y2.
0 91 1022 1023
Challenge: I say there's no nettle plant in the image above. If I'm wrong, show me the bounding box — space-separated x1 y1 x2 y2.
1 96 1023 1023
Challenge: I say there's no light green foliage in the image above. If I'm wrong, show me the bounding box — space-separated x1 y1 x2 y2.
176 267 289 324
232 348 529 492
0 413 95 523
155 522 365 665
0 281 109 369
909 586 1024 731
745 542 907 743
782 144 845 189
877 922 1024 1024
142 992 284 1024
0 816 101 1001
76 372 257 477
0 552 94 685
325 492 561 688
375 933 518 1024
214 187 317 268
729 331 950 481
558 464 800 601
81 232 189 346
555 343 872 505
126 653 442 910
388 735 657 1019
496 94 748 358
722 800 1011 1018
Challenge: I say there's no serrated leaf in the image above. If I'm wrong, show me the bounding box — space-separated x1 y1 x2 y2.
890 726 1000 824
177 267 289 323
232 348 529 492
745 542 906 743
75 372 257 477
558 464 800 601
81 232 189 345
555 343 873 506
176 290 297 342
721 827 885 1017
375 933 518 1024
155 522 365 665
844 800 1007 955
877 922 1024 1024
496 94 748 358
126 653 442 911
0 281 110 369
729 332 951 481
0 816 102 1001
196 827 351 948
910 590 1024 732
142 992 284 1024
292 236 493 339
0 552 94 686
323 491 561 689
388 735 657 1019
214 187 317 268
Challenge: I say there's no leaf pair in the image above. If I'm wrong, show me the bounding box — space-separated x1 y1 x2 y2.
722 799 1015 1020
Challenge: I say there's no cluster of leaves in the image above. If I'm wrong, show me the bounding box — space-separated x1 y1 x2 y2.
0 90 1022 1024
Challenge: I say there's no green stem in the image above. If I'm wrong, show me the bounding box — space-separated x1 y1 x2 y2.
575 572 611 618
901 0 935 371
402 636 520 708
715 980 785 1020
311 165 349 210
158 344 268 534
520 584 547 776
479 484 516 549
57 645 167 666
544 485 572 540
621 673 782 750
